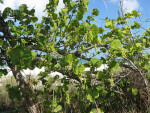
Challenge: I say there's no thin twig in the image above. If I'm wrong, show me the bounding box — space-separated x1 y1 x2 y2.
140 17 150 24
111 71 131 89
94 101 99 113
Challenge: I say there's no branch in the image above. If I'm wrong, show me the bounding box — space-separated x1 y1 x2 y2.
111 71 131 89
72 44 107 54
140 17 150 24
58 69 81 83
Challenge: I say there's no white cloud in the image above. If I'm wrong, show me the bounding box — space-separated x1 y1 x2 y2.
110 0 140 12
57 0 65 12
123 0 140 12
0 0 65 22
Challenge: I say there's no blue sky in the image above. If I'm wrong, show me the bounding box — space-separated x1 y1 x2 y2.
87 0 150 28
0 0 149 22
0 0 149 32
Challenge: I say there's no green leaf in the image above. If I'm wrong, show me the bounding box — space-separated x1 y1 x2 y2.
0 69 8 76
70 1 76 7
61 8 68 14
94 44 97 52
19 4 28 13
133 21 140 29
93 89 99 98
105 21 112 28
97 71 103 79
112 62 119 71
84 0 90 5
63 0 70 4
81 44 85 50
0 39 3 46
53 105 62 112
90 58 98 65
125 13 134 19
79 65 85 73
99 27 105 34
90 24 99 39
80 21 90 34
101 47 106 53
136 43 142 48
9 46 32 69
110 39 122 49
91 8 99 16
109 60 119 71
38 36 46 46
73 66 79 75
125 25 129 29
31 51 37 60
132 88 138 95
7 20 14 26
77 11 84 20
7 86 22 101
87 88 92 95
90 108 104 113
96 85 101 91
65 54 74 63
96 60 103 68
29 9 35 16
2 7 13 19
87 94 94 102
31 17 38 23
132 10 140 18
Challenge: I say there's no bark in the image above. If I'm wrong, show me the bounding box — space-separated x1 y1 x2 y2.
9 65 40 113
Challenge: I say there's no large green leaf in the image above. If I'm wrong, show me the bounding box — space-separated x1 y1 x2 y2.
65 54 74 63
97 71 103 79
79 64 85 73
131 10 141 18
2 7 13 19
31 51 37 60
19 4 28 13
9 46 32 69
90 24 99 37
110 39 122 49
70 1 76 7
53 105 62 112
90 58 98 65
133 21 140 29
109 60 119 71
99 27 105 34
105 21 112 28
31 17 38 23
80 21 90 34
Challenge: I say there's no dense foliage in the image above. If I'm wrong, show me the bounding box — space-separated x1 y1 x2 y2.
0 0 150 112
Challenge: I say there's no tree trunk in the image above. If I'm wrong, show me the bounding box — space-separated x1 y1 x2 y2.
9 65 40 113
26 97 40 113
